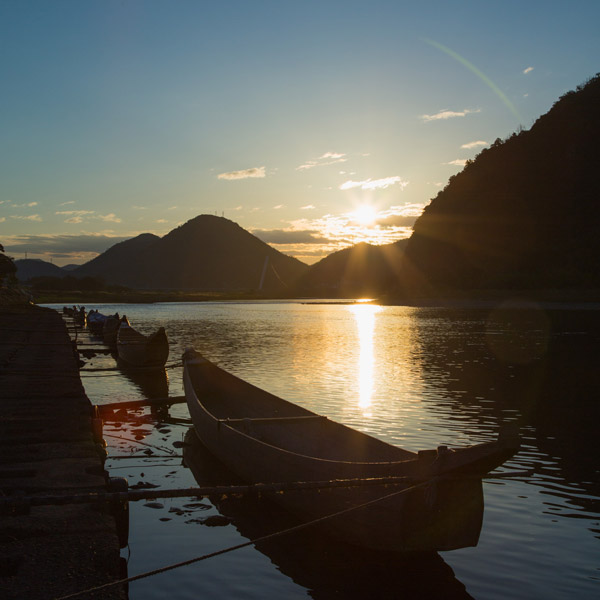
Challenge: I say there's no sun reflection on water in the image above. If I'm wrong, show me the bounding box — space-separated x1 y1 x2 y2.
349 303 382 413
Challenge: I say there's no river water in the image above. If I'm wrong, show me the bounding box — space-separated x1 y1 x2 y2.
47 301 600 599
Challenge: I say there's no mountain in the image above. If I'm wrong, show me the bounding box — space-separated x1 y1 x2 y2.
15 259 66 281
73 215 308 291
72 233 160 281
402 73 600 293
296 240 408 297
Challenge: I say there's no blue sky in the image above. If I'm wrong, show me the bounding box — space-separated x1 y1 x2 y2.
1 0 598 265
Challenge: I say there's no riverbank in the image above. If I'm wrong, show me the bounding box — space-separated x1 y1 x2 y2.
31 286 600 310
0 304 124 599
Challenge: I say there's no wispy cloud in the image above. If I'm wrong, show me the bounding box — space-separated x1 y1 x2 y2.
297 152 347 171
56 210 95 224
59 200 75 206
523 66 534 75
10 214 42 221
445 159 467 166
420 108 480 122
11 202 38 208
156 219 168 224
300 204 315 210
218 166 266 180
340 176 409 191
273 204 284 210
56 210 94 216
96 213 121 223
461 140 488 149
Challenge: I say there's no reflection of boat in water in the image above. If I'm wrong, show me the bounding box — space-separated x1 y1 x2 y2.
117 317 169 369
117 361 169 400
183 430 475 600
183 348 519 553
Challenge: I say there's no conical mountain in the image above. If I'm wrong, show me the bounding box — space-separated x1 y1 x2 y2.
402 73 600 293
74 215 308 291
72 233 160 281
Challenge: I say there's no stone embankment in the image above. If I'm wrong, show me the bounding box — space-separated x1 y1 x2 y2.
0 304 124 599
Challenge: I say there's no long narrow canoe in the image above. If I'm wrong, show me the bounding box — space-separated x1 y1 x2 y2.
183 348 519 553
102 313 121 346
87 310 107 335
117 317 169 369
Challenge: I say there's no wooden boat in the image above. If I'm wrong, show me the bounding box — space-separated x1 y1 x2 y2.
102 313 121 346
87 310 107 335
117 317 169 369
183 348 519 553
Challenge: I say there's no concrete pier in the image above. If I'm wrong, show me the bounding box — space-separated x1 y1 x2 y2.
0 305 125 599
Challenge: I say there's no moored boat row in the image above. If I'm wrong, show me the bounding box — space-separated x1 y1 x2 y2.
67 306 170 370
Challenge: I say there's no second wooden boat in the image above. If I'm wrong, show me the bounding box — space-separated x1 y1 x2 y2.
183 348 519 553
117 317 169 369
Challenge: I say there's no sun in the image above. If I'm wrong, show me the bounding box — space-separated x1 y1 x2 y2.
351 204 377 226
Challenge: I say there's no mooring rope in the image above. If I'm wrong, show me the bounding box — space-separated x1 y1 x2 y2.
53 478 433 600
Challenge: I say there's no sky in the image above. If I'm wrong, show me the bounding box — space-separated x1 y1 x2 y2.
1 1 599 266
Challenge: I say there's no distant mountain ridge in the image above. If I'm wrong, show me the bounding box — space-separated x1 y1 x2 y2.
15 259 67 281
295 240 408 297
72 215 308 291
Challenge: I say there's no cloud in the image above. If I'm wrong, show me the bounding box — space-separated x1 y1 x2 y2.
340 176 409 191
132 205 147 210
297 152 347 171
3 233 131 256
59 200 75 206
420 108 480 122
300 204 315 210
251 229 329 244
156 219 168 223
376 214 419 228
461 140 488 149
10 214 42 221
445 159 467 166
56 210 94 216
96 213 121 223
11 202 38 208
523 66 534 75
56 210 96 224
273 204 284 209
0 217 5 223
218 166 266 180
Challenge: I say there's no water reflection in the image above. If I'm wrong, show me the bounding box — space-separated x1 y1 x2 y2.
349 304 382 412
183 430 474 600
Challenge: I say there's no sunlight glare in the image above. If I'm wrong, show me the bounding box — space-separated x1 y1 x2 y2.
351 204 377 226
350 304 382 411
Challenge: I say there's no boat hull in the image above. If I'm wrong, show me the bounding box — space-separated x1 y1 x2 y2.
117 321 169 368
182 349 517 552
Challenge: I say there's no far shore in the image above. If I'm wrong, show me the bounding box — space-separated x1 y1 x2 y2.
30 287 600 309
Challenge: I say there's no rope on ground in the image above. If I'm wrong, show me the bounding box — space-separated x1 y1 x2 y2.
53 478 434 600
